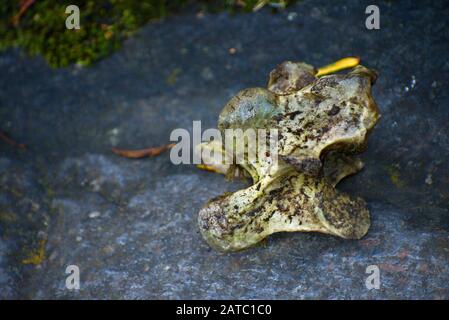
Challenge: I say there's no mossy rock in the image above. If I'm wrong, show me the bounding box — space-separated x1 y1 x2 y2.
0 0 294 67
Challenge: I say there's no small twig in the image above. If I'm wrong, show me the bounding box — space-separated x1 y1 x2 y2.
0 131 26 150
11 0 36 27
111 143 175 159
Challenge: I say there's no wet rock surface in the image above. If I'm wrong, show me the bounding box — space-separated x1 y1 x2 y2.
0 0 448 299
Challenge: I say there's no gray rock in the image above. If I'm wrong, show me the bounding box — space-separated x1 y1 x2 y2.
0 0 448 299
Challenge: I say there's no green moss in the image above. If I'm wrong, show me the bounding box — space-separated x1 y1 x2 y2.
0 0 294 68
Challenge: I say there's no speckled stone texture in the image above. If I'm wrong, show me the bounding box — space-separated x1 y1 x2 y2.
0 0 448 299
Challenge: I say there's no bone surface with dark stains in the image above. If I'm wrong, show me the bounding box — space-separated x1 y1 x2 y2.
198 62 379 252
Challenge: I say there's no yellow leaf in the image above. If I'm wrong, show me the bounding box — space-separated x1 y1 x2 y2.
196 164 221 173
316 57 360 77
22 238 46 265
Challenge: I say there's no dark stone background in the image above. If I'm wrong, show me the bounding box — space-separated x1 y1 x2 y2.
0 0 448 299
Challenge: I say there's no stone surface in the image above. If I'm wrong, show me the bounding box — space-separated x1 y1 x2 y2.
0 0 448 299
